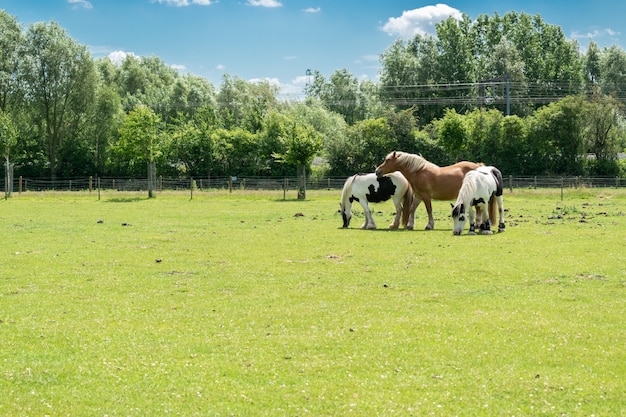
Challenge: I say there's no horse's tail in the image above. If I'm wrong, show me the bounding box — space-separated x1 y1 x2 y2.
401 188 414 227
341 175 357 206
491 167 504 197
488 167 504 225
488 197 497 225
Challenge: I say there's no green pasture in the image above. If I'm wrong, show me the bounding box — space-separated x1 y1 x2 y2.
1 188 625 416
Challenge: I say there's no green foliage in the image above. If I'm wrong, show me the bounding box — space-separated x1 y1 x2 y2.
436 108 468 160
273 122 322 168
0 110 18 162
380 11 585 122
217 74 278 132
305 69 371 124
527 96 587 174
113 104 162 176
19 20 97 178
1 10 625 179
0 11 22 113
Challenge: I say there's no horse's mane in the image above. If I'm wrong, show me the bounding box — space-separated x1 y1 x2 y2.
395 152 437 172
457 170 478 206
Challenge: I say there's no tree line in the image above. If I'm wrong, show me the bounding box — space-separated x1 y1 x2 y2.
1 9 625 184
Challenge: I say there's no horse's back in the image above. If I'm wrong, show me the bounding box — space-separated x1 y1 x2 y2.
473 166 500 196
418 163 475 200
349 171 407 202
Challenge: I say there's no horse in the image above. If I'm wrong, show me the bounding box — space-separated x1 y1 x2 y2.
451 165 506 235
340 172 417 230
375 151 482 230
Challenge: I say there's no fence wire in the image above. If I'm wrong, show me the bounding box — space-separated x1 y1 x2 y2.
1 175 625 194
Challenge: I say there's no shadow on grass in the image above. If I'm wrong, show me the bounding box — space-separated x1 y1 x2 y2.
337 226 445 232
104 197 147 203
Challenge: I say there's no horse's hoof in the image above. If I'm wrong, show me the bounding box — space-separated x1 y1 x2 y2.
481 230 493 235
468 231 476 235
389 224 399 229
424 225 434 230
406 225 414 230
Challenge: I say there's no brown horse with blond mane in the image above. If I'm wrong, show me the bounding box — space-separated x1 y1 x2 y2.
375 151 482 230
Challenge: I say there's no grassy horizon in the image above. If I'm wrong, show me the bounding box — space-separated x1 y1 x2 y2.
1 188 625 416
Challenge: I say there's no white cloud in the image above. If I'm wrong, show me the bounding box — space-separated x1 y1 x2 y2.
171 64 187 72
571 30 600 40
279 76 308 97
107 50 136 65
247 0 282 8
381 3 462 39
249 77 281 87
571 28 621 41
303 7 320 13
68 0 93 9
361 54 379 63
155 0 214 6
216 64 225 71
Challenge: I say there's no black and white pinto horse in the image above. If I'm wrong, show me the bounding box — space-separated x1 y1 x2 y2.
451 165 506 235
340 172 417 229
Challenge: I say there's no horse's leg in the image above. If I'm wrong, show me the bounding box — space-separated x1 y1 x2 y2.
479 204 493 235
474 206 482 230
361 201 376 229
468 206 476 235
390 196 401 229
497 195 506 232
407 195 418 230
423 198 434 230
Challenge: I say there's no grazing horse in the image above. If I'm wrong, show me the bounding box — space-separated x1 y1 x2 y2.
451 165 506 235
375 151 482 230
340 172 417 230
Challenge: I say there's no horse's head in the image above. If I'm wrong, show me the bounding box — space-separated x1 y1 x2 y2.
375 151 400 177
339 202 352 228
451 202 467 235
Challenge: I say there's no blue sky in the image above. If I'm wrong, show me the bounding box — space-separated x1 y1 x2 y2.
2 0 625 97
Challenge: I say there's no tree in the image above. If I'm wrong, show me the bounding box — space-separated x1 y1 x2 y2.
19 21 97 179
116 104 162 197
167 117 212 177
436 108 469 161
305 69 368 125
526 96 587 174
347 117 396 172
217 74 279 132
166 105 219 178
91 85 124 176
584 41 602 87
600 45 626 101
465 108 505 165
0 110 17 198
584 95 624 174
273 122 322 199
379 11 586 124
499 115 528 175
286 98 348 155
0 11 22 113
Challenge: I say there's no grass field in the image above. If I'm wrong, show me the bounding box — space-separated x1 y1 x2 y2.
1 188 625 416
